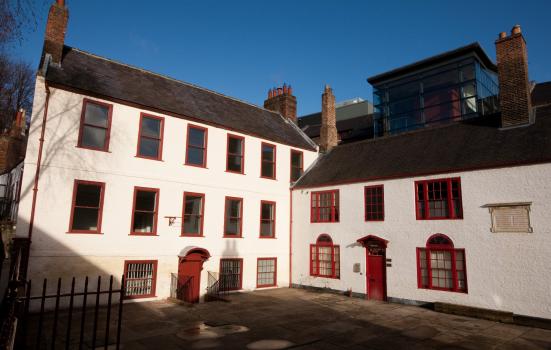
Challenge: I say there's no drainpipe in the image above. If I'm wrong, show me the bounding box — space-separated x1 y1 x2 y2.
26 81 51 275
289 188 293 288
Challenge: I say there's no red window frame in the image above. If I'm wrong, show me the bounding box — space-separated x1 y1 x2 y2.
68 180 105 234
364 185 384 221
415 177 463 220
416 234 467 293
260 142 276 180
123 260 158 299
226 134 245 174
181 192 205 237
290 149 304 182
219 258 243 291
310 234 340 279
77 98 113 152
223 196 243 238
184 124 208 168
256 257 277 288
259 200 276 238
130 187 160 236
310 190 339 223
136 113 164 161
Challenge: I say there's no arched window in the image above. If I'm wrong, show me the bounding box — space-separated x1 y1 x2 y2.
417 234 467 293
310 234 340 278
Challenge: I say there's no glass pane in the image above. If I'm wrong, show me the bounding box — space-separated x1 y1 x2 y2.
262 145 274 162
133 212 154 232
183 216 200 234
226 199 241 217
225 218 240 235
261 162 274 178
84 103 109 127
81 126 106 149
141 117 161 138
72 207 99 231
75 184 101 207
227 155 242 172
139 138 160 158
188 127 205 147
228 137 242 155
135 190 156 211
184 196 202 215
291 168 302 182
260 221 273 237
291 152 302 168
186 148 204 166
261 203 273 220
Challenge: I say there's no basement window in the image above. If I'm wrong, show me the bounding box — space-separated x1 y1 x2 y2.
124 260 157 299
483 202 533 233
220 259 243 291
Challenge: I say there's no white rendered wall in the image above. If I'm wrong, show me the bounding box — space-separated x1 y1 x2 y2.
17 77 317 300
292 163 551 319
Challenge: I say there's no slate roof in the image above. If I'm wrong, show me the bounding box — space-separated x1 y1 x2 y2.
294 105 551 188
301 115 374 143
532 82 551 107
45 46 316 151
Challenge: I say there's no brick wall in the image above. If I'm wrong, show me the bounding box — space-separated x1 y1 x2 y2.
263 85 297 123
495 25 532 127
320 85 337 152
44 1 68 64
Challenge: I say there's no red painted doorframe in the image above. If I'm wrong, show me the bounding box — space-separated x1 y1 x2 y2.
358 235 388 301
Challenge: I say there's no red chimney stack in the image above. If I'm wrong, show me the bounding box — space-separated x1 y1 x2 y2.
44 0 69 65
264 83 297 124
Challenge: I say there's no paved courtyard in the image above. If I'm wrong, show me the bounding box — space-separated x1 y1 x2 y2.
120 288 551 349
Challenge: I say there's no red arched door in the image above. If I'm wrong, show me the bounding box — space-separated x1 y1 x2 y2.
178 251 208 303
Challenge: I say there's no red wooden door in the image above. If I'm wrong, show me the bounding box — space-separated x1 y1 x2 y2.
178 253 203 303
367 255 385 301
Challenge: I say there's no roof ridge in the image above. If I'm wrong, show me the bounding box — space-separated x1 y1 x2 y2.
67 46 279 116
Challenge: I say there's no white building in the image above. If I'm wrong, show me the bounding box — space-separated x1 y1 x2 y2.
15 0 317 303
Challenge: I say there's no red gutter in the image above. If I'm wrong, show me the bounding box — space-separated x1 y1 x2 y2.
289 188 293 288
27 82 51 244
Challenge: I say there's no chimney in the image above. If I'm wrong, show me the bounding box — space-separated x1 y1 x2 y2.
263 83 297 123
10 109 26 138
495 24 532 127
44 0 69 65
320 85 338 152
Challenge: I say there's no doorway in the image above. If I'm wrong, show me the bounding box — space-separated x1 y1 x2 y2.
177 249 210 303
357 235 388 301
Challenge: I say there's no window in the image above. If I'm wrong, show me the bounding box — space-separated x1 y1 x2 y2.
311 190 339 223
484 202 533 233
77 99 112 151
69 180 105 233
416 178 462 220
310 235 340 278
226 134 244 174
182 192 205 236
260 143 276 179
219 259 242 291
131 187 159 235
137 114 164 160
185 125 208 167
257 258 277 288
365 185 384 221
290 150 303 182
224 197 243 237
124 260 157 299
259 201 275 238
417 234 467 293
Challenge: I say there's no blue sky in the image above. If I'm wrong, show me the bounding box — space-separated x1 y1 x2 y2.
10 0 551 115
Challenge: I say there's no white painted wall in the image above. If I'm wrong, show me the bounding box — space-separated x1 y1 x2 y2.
292 164 551 319
17 77 317 300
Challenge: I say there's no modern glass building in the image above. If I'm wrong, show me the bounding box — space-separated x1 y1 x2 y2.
368 44 499 137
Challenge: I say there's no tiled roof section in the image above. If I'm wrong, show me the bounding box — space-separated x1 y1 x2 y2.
294 106 551 188
532 82 551 107
45 46 316 151
367 43 497 85
301 115 374 143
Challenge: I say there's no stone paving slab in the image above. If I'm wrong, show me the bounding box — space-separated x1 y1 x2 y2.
118 288 551 349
